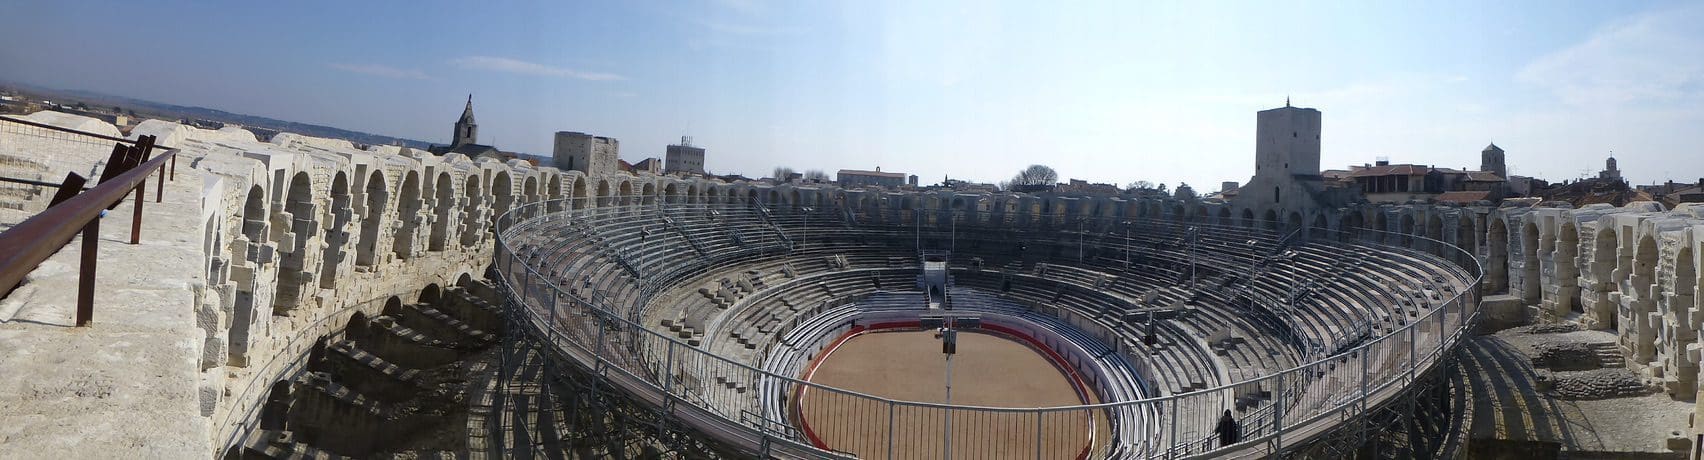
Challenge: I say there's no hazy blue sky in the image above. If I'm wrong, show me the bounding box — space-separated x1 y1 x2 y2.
3 1 1700 190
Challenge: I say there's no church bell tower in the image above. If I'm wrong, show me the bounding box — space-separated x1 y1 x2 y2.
453 94 478 147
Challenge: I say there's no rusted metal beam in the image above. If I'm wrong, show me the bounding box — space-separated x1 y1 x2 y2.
76 217 98 327
155 164 164 203
46 173 88 208
0 142 175 309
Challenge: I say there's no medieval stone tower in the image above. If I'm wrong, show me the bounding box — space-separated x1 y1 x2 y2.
453 94 477 147
1481 143 1506 178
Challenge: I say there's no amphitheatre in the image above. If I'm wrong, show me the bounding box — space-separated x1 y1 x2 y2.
0 103 1701 460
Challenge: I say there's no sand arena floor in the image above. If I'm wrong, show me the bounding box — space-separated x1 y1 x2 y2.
796 329 1106 459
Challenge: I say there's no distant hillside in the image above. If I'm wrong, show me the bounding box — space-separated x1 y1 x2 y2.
1 81 437 150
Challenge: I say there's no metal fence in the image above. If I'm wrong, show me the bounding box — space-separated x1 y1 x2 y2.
490 197 1482 459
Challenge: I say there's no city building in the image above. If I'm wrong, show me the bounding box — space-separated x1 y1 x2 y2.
1599 155 1623 181
836 167 907 188
665 136 706 176
1231 100 1357 222
553 131 620 175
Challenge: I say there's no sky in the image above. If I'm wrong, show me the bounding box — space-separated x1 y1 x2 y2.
2 0 1702 190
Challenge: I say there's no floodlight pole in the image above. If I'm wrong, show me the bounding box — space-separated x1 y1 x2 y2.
940 317 957 459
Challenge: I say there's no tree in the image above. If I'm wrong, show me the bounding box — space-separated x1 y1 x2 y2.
1126 180 1155 191
803 169 829 182
771 166 797 180
1009 164 1058 187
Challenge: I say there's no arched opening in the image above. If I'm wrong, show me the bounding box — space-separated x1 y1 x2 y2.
1521 221 1540 305
382 296 404 317
1217 207 1232 226
642 182 657 206
1630 234 1659 361
420 283 443 305
572 177 588 210
346 311 370 344
1487 218 1509 294
1557 222 1582 314
663 183 679 204
429 173 455 251
1455 213 1478 265
228 184 269 366
490 172 513 231
686 184 699 204
1426 214 1443 254
456 272 475 288
1400 214 1417 247
1241 208 1255 228
1374 212 1390 244
1591 226 1618 328
596 180 612 208
1340 211 1364 243
1310 213 1328 240
618 181 634 206
259 380 291 430
460 175 483 247
392 171 421 259
523 175 539 208
1286 211 1304 235
547 175 563 213
356 170 388 267
319 173 351 287
271 172 318 312
1262 209 1278 233
746 188 759 205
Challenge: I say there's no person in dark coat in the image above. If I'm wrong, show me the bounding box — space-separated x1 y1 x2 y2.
1214 409 1241 447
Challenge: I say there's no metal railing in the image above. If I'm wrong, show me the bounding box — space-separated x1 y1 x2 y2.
0 129 176 326
490 197 1482 459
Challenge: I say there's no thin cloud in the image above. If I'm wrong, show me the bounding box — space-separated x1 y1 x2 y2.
327 63 431 80
1517 3 1704 106
449 56 624 81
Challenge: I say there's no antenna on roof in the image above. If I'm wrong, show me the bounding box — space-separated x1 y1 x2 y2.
1285 95 1291 107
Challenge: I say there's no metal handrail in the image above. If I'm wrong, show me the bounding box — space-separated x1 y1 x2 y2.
0 141 175 324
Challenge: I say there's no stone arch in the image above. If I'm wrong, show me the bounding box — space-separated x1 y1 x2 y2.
1630 233 1659 361
392 171 422 259
1310 213 1328 239
1426 213 1444 254
1455 213 1478 262
1487 217 1509 294
686 184 699 204
1241 208 1255 228
1217 207 1232 226
1400 213 1417 247
618 180 634 206
1262 209 1278 233
491 171 514 229
1340 210 1364 242
456 272 476 288
228 185 269 366
460 174 483 247
429 172 455 251
523 175 539 206
547 175 564 213
271 171 319 312
1521 219 1541 305
1553 221 1582 314
356 170 389 267
707 187 722 204
746 188 759 205
1286 211 1304 235
420 283 443 305
318 173 351 287
1590 225 1619 328
596 179 612 207
1374 211 1390 243
642 182 657 206
663 183 679 204
572 177 589 210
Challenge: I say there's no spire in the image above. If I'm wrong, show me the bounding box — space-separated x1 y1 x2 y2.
1285 95 1290 107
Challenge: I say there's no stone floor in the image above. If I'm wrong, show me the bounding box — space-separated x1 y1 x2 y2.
0 169 208 458
1460 324 1694 457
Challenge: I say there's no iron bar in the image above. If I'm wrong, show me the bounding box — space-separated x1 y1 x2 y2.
75 216 98 327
